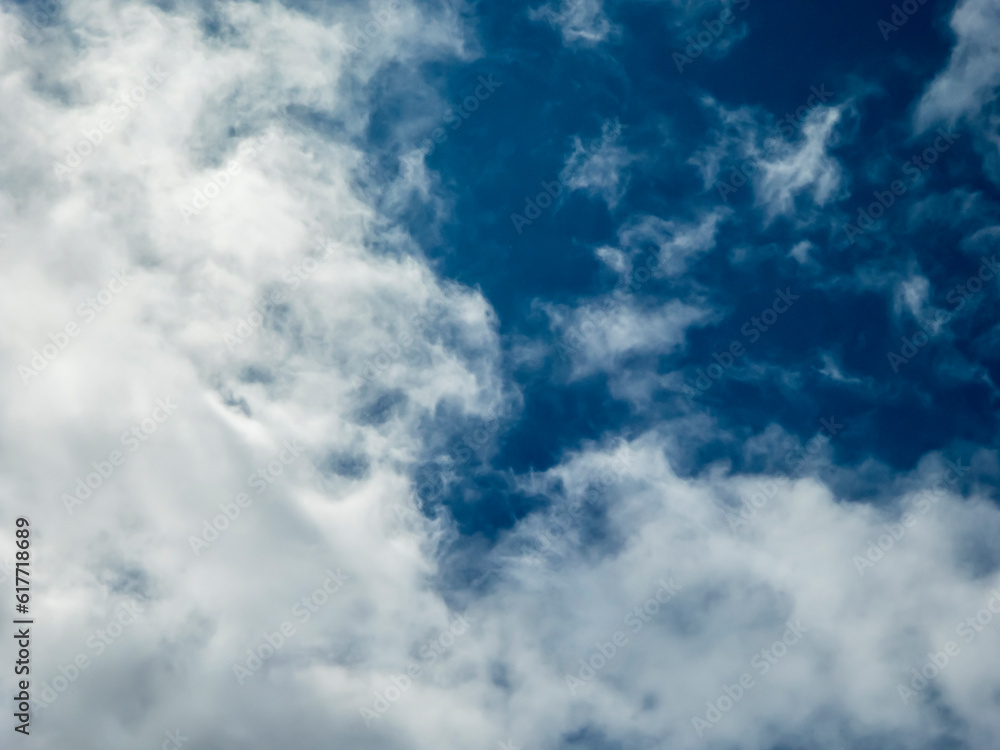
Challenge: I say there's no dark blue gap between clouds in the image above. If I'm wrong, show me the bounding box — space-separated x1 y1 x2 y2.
348 0 1000 544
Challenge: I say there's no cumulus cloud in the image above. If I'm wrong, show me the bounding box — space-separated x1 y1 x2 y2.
485 434 1000 750
0 1 505 747
4 2 1000 750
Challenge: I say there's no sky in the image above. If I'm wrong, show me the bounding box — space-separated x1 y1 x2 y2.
2 0 1000 748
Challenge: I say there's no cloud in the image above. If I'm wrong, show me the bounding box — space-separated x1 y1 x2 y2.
529 0 741 50
4 1 1000 749
539 208 726 386
614 209 729 277
914 0 1000 189
915 0 1000 130
485 434 1000 750
529 0 617 45
691 97 846 223
560 120 635 210
0 1 506 747
789 239 814 263
755 107 844 221
544 295 710 380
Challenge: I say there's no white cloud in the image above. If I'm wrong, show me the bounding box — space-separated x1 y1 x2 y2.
914 0 1000 188
916 0 1000 130
3 2 1000 750
540 208 726 386
691 98 846 223
529 0 741 50
545 295 710 380
615 209 729 276
490 435 1000 749
0 1 505 747
529 0 616 45
789 239 814 263
755 107 844 221
560 120 635 209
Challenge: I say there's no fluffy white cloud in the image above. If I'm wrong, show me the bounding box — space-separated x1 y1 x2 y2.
0 1 505 747
486 434 1000 749
3 2 1000 750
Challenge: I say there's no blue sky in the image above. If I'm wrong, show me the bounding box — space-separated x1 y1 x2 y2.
4 0 1000 748
383 0 995 523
